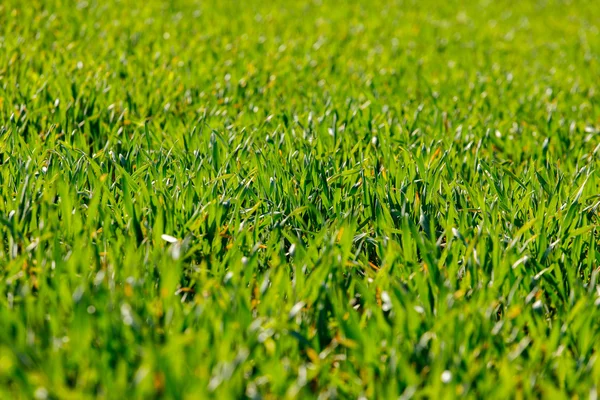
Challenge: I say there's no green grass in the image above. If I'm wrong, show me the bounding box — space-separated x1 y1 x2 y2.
1 0 599 398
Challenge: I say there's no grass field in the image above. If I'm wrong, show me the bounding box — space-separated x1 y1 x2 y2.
1 0 599 398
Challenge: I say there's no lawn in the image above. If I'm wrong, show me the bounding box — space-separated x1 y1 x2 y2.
0 0 599 398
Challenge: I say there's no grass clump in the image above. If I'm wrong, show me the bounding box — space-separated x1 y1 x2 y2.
0 0 599 398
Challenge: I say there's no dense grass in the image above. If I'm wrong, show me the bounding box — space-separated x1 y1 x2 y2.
1 0 599 398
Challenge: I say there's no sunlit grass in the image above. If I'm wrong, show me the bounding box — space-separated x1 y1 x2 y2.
0 0 599 398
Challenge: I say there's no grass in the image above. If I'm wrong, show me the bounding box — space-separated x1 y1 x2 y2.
0 0 599 398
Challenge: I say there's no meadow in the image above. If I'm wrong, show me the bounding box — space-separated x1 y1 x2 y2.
0 0 599 398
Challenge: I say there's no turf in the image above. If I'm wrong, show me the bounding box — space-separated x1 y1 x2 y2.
1 0 599 398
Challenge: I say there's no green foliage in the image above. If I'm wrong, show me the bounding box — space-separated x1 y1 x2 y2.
0 0 599 398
